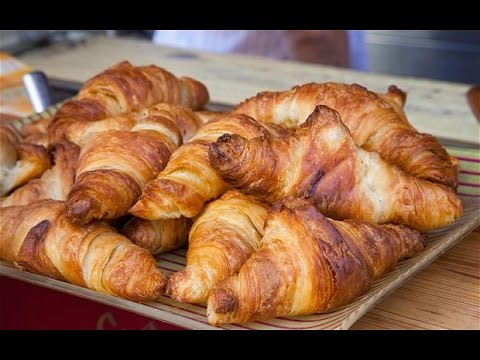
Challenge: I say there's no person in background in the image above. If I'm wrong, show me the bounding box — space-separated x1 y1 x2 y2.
152 30 369 70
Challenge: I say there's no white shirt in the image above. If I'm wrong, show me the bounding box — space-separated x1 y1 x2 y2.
153 30 369 70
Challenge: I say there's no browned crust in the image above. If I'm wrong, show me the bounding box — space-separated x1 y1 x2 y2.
384 85 407 108
131 114 288 220
1 140 79 207
6 143 52 192
122 216 191 255
65 170 142 225
16 143 51 171
210 105 462 231
166 189 269 304
234 82 457 188
207 198 424 325
1 123 52 196
0 200 166 302
48 61 209 145
15 220 63 279
64 103 204 224
0 125 20 169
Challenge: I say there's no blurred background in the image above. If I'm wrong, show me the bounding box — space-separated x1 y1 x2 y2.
1 30 479 84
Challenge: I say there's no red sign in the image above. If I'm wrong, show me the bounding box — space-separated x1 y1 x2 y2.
0 276 183 330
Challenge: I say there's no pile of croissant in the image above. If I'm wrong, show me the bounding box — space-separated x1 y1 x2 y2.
0 61 463 326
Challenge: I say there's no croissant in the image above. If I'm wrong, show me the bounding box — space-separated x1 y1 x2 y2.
210 106 462 231
0 131 51 196
166 190 269 304
130 114 287 220
234 82 457 188
122 217 191 255
0 200 165 301
65 103 203 225
0 123 21 178
62 114 137 148
207 197 425 325
48 61 209 145
1 140 79 207
62 108 216 148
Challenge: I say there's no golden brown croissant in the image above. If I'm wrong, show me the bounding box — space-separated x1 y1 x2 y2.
1 141 79 207
130 114 287 220
48 61 209 145
0 200 165 301
0 128 51 196
63 114 138 148
122 217 191 255
234 82 457 188
210 106 462 231
65 103 203 225
166 190 269 304
207 198 425 325
0 124 21 176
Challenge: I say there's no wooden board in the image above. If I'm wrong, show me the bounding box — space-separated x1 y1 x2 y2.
352 228 480 330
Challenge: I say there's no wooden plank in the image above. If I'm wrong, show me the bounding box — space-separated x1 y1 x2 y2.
352 230 480 330
19 36 479 144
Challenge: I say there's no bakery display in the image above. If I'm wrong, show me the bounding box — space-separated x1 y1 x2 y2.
0 61 465 326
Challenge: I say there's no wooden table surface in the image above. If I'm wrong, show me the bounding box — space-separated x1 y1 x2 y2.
17 36 480 330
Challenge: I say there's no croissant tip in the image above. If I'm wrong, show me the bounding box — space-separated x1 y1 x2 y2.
130 191 185 220
166 269 209 304
156 277 168 298
165 273 185 301
164 279 176 299
209 133 247 168
312 104 336 114
386 85 407 107
209 286 238 315
122 222 148 248
294 106 344 139
65 197 96 225
128 202 144 217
